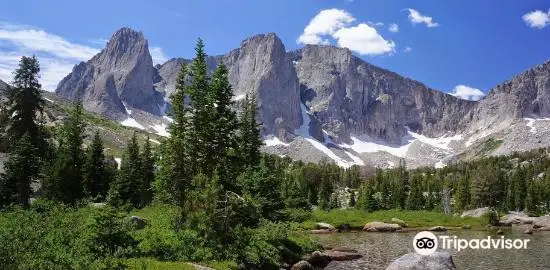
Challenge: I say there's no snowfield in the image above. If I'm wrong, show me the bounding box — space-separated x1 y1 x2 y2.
121 118 145 130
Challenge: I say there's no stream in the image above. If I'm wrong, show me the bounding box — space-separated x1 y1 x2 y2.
311 228 550 270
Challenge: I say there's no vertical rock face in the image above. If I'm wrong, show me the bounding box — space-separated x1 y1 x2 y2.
0 79 9 102
56 27 161 119
464 60 550 132
292 45 476 144
222 33 301 137
153 33 302 137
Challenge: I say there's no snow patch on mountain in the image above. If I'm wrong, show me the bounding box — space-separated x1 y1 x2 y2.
264 135 289 147
340 136 412 158
121 118 145 130
407 129 462 150
233 94 246 101
296 103 363 168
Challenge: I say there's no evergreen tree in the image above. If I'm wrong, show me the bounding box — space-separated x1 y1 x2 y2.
42 103 86 205
139 136 155 207
83 131 110 200
0 133 39 208
454 177 471 211
154 63 192 205
108 133 142 208
5 56 47 151
209 63 239 191
238 94 263 169
406 174 424 210
184 172 221 241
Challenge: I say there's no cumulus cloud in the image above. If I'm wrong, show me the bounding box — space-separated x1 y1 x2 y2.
149 46 168 65
0 22 100 90
449 85 485 101
297 9 395 55
522 10 550 29
406 8 439 27
388 23 399 33
333 24 395 55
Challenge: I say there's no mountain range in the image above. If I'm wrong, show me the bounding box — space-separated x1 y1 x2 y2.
28 27 550 168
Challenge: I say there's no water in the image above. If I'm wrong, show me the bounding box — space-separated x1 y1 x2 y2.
311 228 550 270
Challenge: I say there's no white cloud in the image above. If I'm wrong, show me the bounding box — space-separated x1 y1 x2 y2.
297 9 395 56
449 85 485 101
333 24 395 55
403 46 412 53
297 9 355 45
406 8 440 27
0 22 101 91
389 23 399 33
149 46 168 65
522 10 550 29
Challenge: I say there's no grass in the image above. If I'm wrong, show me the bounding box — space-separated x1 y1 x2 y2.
125 258 196 270
303 209 485 230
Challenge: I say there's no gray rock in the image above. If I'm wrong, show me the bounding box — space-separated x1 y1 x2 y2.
461 207 489 218
308 251 331 268
128 215 147 229
386 252 456 270
291 260 314 270
363 221 401 232
56 27 162 120
322 250 362 261
429 226 448 232
316 222 335 231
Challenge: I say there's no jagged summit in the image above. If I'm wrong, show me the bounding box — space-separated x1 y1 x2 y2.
56 27 161 120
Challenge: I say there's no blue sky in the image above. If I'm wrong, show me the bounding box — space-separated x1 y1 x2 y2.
1 0 549 99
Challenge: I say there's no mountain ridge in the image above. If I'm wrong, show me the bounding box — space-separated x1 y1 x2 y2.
53 27 550 168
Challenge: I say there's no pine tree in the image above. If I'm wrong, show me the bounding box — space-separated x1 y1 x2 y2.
154 62 192 205
454 176 470 211
238 94 263 169
139 136 155 207
0 133 39 208
184 172 221 241
406 174 424 210
83 131 110 200
209 63 239 191
6 56 47 151
108 133 142 208
42 102 86 205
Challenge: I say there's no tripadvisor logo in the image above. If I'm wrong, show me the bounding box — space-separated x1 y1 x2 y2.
413 231 530 255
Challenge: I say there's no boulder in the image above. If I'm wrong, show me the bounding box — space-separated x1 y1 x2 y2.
363 221 401 232
316 222 335 231
524 228 533 234
308 251 331 268
386 252 456 270
310 229 332 234
322 250 363 261
391 218 408 227
460 207 489 218
461 224 471 230
496 229 504 235
128 216 147 229
429 226 447 232
291 260 314 270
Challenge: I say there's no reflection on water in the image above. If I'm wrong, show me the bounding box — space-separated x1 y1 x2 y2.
312 228 550 270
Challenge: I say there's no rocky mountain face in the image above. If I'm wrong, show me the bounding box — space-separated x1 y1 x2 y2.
56 27 162 120
463 60 550 133
54 27 550 168
291 45 475 145
154 33 301 137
